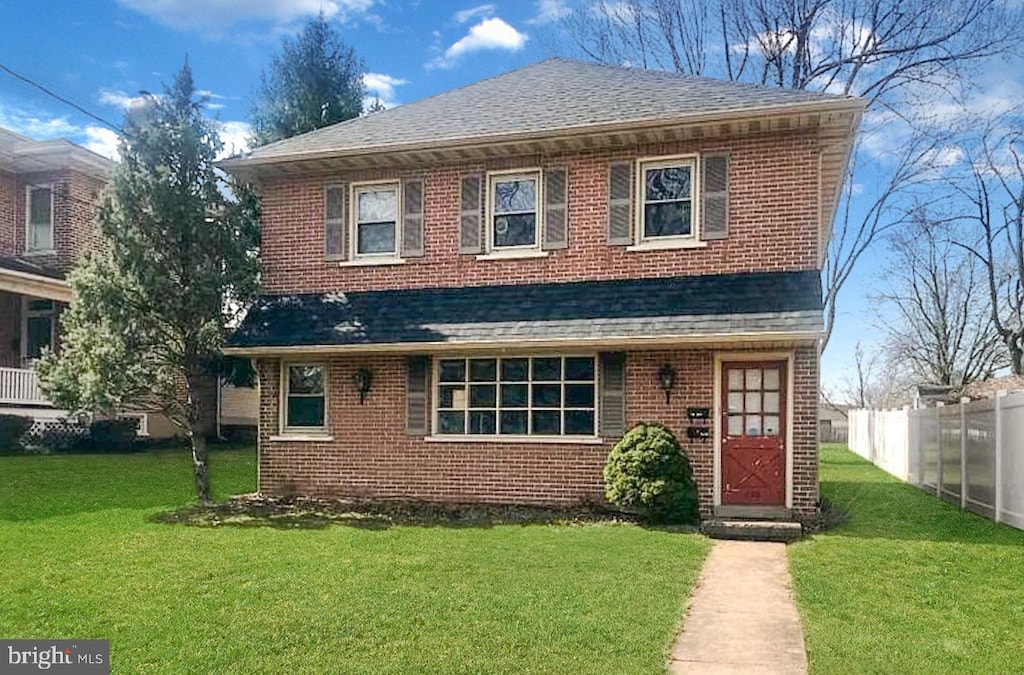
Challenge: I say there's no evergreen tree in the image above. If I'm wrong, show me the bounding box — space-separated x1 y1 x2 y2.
250 12 366 146
38 61 259 504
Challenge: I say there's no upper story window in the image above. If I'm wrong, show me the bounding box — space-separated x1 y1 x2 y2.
26 185 54 253
638 156 697 242
488 171 540 251
354 182 399 258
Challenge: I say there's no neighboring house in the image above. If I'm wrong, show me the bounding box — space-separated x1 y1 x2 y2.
222 59 863 519
0 129 111 417
819 403 850 442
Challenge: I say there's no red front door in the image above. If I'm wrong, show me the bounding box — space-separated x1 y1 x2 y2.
721 361 786 506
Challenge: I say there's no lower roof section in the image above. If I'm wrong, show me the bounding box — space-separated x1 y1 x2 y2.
0 257 71 303
225 270 823 355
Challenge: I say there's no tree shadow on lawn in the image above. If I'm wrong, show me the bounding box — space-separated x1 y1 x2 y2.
811 477 1024 547
149 496 646 532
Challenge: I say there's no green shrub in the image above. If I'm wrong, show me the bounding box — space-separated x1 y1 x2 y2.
603 422 698 524
0 414 33 454
89 418 140 453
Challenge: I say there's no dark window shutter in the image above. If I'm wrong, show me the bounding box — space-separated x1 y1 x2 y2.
325 184 348 261
542 167 568 250
406 356 430 435
702 154 730 241
607 162 633 245
459 174 483 254
599 352 626 437
401 179 425 257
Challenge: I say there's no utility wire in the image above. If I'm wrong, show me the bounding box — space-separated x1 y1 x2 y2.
0 62 123 133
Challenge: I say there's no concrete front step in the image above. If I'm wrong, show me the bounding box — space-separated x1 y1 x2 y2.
701 518 803 542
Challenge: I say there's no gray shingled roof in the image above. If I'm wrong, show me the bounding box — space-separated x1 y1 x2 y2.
0 256 65 280
230 58 857 165
226 271 822 351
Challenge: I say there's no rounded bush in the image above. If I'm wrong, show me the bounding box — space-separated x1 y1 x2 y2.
0 414 33 455
603 422 698 524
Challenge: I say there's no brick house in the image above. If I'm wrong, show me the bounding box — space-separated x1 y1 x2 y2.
222 59 863 519
0 128 112 415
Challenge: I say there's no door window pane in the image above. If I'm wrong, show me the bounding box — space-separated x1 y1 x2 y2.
745 416 762 436
745 369 762 390
763 368 780 390
745 392 761 413
764 416 780 436
727 392 743 414
764 392 780 414
727 415 743 436
728 370 744 391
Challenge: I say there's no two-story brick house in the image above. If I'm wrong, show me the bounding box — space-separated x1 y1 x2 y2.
0 128 113 412
223 59 863 519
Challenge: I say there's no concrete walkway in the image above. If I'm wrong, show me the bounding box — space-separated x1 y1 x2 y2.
668 540 808 674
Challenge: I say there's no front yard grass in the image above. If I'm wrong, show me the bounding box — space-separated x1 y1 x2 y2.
790 444 1024 673
0 449 710 673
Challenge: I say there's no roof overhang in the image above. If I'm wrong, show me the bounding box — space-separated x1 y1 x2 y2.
222 329 822 357
0 130 114 178
0 267 72 303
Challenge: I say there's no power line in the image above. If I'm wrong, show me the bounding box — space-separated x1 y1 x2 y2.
0 62 122 133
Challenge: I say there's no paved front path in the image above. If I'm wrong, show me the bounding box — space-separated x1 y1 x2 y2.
668 540 808 674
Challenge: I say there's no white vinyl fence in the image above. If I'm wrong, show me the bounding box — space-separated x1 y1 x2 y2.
849 392 1024 531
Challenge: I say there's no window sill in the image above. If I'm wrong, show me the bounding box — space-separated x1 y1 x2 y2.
424 434 604 445
475 250 550 261
269 434 334 442
626 239 708 252
336 257 406 268
22 249 56 256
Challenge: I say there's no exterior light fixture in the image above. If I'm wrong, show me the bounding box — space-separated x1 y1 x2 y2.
658 364 677 404
352 367 373 404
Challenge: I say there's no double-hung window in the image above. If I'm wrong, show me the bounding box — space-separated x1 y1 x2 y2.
26 185 54 253
354 182 399 258
435 356 597 437
638 157 697 241
488 171 540 251
282 364 327 432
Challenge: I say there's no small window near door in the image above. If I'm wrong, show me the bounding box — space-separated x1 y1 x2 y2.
726 365 782 437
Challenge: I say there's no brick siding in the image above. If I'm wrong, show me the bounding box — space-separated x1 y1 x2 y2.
258 129 822 294
256 346 820 517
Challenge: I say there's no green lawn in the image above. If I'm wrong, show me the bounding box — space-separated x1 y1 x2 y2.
791 445 1024 673
0 449 710 673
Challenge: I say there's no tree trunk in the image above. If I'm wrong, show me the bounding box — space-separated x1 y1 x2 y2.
191 432 213 506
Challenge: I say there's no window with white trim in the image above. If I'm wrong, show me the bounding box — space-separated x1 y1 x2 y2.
638 156 697 241
282 363 327 432
488 171 540 251
26 185 54 252
353 182 399 258
22 298 55 362
435 356 597 437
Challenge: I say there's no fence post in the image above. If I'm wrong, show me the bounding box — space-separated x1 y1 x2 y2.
995 391 1005 524
936 402 944 498
960 397 969 511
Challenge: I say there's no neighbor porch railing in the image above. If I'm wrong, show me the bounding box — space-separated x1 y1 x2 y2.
0 366 50 406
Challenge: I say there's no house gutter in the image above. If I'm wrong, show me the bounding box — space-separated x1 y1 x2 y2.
222 330 823 357
219 99 867 172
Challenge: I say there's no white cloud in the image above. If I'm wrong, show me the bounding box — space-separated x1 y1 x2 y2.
431 17 528 69
98 88 150 110
528 0 570 24
83 126 121 160
454 4 495 24
362 72 408 109
217 120 251 159
115 0 375 30
0 102 80 139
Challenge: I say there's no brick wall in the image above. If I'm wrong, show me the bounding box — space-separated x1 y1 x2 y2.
255 345 819 517
6 168 106 270
0 170 15 255
258 129 822 294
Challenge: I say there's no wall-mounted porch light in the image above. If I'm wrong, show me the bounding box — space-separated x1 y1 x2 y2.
658 363 676 404
352 367 373 404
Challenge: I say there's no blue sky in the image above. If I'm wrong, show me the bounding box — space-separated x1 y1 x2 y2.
2 0 1020 395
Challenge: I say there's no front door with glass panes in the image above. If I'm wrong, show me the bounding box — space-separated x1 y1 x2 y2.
721 361 787 505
